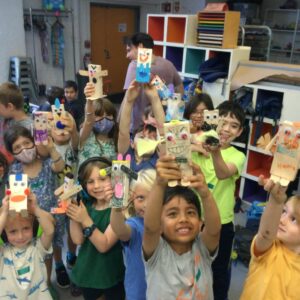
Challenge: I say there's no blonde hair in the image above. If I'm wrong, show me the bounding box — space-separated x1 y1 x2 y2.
127 168 157 217
130 168 157 192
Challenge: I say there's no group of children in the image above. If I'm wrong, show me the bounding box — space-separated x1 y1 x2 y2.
0 54 299 300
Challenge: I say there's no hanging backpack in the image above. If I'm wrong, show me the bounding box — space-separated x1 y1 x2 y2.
253 92 283 145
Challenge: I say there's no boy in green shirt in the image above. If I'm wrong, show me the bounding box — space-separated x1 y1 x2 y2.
192 100 246 300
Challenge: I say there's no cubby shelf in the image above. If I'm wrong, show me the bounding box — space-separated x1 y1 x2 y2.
147 14 251 107
239 81 300 204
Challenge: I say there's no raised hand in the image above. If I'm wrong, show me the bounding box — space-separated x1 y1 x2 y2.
156 155 181 186
84 82 95 99
258 175 287 204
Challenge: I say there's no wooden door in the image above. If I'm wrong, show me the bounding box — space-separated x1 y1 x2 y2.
90 5 138 95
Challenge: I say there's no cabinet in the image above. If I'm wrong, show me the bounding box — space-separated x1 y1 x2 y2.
264 9 300 64
147 14 251 107
235 81 300 204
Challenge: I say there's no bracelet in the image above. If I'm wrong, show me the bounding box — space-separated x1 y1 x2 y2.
52 156 62 163
86 112 93 115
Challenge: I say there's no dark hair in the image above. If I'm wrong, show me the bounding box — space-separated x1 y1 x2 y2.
163 186 201 217
217 100 245 128
45 86 64 105
0 82 24 110
127 32 154 49
4 125 34 154
64 80 78 92
183 93 214 120
133 123 157 137
0 151 8 177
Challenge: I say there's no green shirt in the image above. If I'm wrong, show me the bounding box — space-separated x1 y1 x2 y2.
71 204 125 289
192 146 245 224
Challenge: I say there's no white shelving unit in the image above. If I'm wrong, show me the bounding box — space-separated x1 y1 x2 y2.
264 9 300 64
238 81 300 204
147 14 251 107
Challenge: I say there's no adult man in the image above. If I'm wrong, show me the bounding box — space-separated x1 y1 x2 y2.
121 32 184 132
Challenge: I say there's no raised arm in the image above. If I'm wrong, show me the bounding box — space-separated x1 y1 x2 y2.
67 201 119 253
143 155 181 260
79 83 96 146
111 208 132 241
0 196 9 236
118 81 140 154
189 164 221 253
210 149 239 179
62 113 79 150
254 176 287 255
47 137 65 173
28 193 55 250
144 84 165 136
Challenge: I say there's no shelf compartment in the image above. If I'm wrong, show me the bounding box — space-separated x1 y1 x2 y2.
184 48 206 75
148 16 165 42
242 178 268 203
250 121 278 147
153 45 164 57
166 17 186 43
166 46 183 72
246 150 273 178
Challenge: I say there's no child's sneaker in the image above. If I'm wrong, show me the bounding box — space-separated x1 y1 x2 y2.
55 265 70 288
66 253 77 270
70 282 82 297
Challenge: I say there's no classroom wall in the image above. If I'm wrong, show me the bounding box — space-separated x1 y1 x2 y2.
0 0 26 84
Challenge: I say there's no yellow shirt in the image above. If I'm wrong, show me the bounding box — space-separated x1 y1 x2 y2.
192 146 245 224
240 236 300 300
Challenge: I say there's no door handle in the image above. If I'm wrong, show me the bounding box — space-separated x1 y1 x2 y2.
104 49 110 59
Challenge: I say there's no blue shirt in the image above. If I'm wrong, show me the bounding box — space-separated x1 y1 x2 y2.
122 217 146 300
126 147 157 173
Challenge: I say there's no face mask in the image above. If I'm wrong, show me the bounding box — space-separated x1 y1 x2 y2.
14 147 37 164
136 138 160 157
93 118 114 135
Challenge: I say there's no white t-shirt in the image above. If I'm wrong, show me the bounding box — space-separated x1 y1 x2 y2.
0 238 52 300
144 235 216 300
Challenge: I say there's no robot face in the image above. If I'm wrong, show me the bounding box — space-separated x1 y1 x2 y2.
279 122 300 153
164 121 191 157
203 110 219 128
9 174 28 203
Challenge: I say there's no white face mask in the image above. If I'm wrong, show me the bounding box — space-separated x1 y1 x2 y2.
136 138 160 157
14 147 37 164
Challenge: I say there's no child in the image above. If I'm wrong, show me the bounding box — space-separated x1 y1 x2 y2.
192 100 245 300
184 93 214 157
3 125 69 291
241 176 300 299
50 112 79 272
64 80 85 130
0 192 55 299
66 157 125 300
110 168 156 300
118 80 165 172
0 82 33 162
78 83 118 167
143 155 221 299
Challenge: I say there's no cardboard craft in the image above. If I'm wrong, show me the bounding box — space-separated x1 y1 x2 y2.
268 121 300 186
110 154 137 208
51 98 68 135
136 48 152 83
7 174 29 216
51 174 82 214
164 120 193 187
79 64 108 100
33 111 48 145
